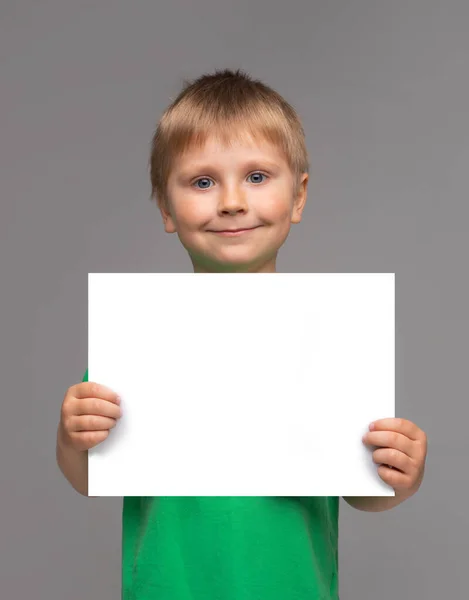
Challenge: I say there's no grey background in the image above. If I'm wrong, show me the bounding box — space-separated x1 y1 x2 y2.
1 0 467 598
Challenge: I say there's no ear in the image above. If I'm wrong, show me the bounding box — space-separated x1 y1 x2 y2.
291 173 308 224
157 197 177 233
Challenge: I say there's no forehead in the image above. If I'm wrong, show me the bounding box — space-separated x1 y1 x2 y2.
175 132 287 168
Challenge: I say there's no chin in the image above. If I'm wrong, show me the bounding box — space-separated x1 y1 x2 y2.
189 241 279 272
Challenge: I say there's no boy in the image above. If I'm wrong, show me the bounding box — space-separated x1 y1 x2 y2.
56 68 428 599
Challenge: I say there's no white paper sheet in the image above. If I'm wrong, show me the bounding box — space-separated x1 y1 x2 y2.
88 273 395 497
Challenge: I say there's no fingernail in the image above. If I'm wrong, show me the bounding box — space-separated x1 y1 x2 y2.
369 422 375 430
116 396 121 404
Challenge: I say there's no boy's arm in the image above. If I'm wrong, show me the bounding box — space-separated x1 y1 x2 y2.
55 368 98 497
56 424 92 496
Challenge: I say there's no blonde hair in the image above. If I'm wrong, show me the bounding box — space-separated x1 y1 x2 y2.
149 68 309 209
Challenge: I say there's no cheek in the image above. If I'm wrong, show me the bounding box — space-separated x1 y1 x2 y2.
261 194 293 221
173 200 209 228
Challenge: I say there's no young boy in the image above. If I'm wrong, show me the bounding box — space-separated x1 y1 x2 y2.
56 68 428 600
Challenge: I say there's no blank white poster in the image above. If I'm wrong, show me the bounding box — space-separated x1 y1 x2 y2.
88 273 395 497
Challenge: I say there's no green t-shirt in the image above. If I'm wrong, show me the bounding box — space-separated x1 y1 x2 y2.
83 369 339 599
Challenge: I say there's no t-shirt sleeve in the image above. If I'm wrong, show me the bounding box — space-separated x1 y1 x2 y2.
82 368 88 383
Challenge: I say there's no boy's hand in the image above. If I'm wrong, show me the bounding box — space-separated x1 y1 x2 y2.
59 382 122 452
362 418 428 496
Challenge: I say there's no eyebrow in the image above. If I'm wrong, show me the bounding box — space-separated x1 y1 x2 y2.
177 159 282 178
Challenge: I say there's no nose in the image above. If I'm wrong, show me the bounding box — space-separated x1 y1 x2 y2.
217 185 248 215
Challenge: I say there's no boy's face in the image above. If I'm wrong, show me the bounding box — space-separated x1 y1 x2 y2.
160 134 308 273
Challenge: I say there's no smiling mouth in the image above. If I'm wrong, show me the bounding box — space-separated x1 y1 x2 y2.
208 226 262 237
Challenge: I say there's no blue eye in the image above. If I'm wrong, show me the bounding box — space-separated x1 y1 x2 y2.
248 172 267 184
193 172 268 190
194 178 212 190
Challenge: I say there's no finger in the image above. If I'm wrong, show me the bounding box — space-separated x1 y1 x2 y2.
69 414 118 432
71 430 110 452
370 418 422 441
74 397 122 420
372 448 415 474
377 465 413 490
73 382 120 404
363 430 414 458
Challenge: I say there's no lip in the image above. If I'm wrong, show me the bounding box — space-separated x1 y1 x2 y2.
209 226 262 237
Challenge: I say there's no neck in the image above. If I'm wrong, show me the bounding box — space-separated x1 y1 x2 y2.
192 256 277 274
